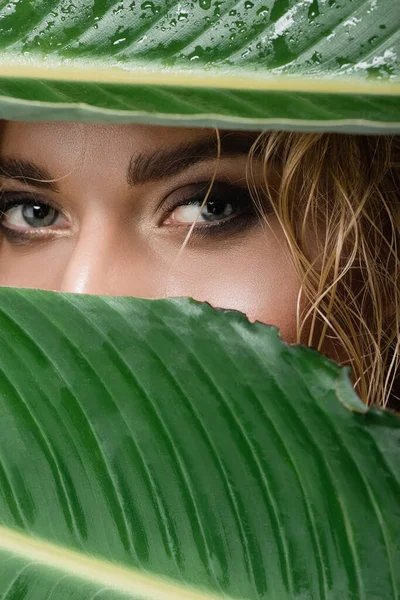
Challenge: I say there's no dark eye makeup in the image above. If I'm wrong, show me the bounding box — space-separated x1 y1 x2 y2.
160 181 261 236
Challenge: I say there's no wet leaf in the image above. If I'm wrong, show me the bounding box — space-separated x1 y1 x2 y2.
0 0 399 131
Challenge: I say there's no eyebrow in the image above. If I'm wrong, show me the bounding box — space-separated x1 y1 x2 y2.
127 132 257 186
0 132 258 192
0 157 57 191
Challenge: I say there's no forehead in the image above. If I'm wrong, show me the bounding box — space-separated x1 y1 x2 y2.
1 122 220 179
1 122 224 185
0 122 257 183
0 120 213 157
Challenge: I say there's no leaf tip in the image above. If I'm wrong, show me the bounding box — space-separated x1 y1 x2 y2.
334 366 368 413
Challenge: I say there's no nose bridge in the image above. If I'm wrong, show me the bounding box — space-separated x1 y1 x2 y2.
59 218 115 295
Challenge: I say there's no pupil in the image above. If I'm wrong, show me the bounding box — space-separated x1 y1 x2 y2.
22 203 56 227
207 199 226 216
32 205 49 219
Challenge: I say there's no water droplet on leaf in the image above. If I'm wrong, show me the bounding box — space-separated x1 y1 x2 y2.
141 1 158 13
256 5 269 16
311 51 321 63
308 0 320 20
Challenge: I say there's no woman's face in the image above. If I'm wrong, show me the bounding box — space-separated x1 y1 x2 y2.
0 121 301 342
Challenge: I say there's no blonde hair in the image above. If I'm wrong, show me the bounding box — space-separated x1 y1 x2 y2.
246 132 400 407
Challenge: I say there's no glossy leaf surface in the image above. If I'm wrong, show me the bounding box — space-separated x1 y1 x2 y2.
0 0 399 131
0 288 399 599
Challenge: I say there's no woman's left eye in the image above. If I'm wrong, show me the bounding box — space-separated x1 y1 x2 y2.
164 183 255 228
169 197 235 224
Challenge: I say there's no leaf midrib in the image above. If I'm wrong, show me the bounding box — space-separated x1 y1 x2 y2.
0 525 234 600
0 61 399 96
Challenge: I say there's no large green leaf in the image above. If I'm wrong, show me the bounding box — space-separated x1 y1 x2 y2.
0 287 399 598
0 0 399 131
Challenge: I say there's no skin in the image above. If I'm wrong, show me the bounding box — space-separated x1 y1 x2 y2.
0 121 301 343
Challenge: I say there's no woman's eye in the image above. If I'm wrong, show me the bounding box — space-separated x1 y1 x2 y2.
164 182 257 230
1 200 66 230
169 197 235 224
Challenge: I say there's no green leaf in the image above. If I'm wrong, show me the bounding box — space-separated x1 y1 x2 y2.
0 0 399 132
0 287 399 599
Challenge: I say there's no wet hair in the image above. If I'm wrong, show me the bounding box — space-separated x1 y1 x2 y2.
244 132 399 407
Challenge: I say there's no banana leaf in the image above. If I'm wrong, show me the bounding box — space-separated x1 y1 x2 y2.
0 0 399 131
0 287 398 599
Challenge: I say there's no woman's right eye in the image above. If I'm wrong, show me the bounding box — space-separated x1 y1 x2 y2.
0 197 68 233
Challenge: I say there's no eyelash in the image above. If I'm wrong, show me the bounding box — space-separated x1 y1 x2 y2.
0 182 260 244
